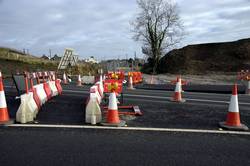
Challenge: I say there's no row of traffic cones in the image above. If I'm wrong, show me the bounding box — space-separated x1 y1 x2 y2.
171 76 248 131
62 72 82 86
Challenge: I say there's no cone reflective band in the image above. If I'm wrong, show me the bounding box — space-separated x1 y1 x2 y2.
219 84 248 131
0 91 7 108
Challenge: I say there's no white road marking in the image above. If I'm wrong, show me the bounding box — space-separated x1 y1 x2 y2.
124 94 250 106
131 88 230 96
6 124 250 135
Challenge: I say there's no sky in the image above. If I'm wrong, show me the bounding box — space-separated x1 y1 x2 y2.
0 0 250 60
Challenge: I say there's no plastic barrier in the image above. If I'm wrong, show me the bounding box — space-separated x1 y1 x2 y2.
55 79 63 95
90 86 102 104
43 82 52 100
85 93 102 124
34 84 47 104
95 81 104 98
48 81 58 97
30 87 41 110
16 93 38 123
82 76 95 84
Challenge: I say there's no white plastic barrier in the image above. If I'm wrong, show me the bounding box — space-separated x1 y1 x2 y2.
95 81 104 98
34 84 47 104
82 76 95 84
85 93 102 124
16 93 38 123
90 86 102 104
48 81 58 97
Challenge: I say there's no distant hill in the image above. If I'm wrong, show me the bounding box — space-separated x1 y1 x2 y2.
158 38 250 74
0 47 99 76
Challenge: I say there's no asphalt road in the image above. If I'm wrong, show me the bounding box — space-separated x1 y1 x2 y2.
3 80 250 130
0 127 250 166
1 79 250 166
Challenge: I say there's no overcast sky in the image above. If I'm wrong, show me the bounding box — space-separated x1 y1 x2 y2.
0 0 250 60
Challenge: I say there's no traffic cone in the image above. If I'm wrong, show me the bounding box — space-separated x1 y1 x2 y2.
63 72 68 84
102 92 126 127
76 74 82 86
219 84 248 130
127 76 135 90
0 72 13 125
170 76 185 103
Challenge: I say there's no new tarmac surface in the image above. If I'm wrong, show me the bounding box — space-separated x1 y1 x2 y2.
1 79 250 166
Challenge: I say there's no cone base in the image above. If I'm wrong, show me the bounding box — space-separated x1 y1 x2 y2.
127 87 135 90
101 120 126 127
0 119 14 125
219 122 249 131
170 98 186 103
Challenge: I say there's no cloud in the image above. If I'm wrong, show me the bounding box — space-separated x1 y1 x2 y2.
0 0 250 59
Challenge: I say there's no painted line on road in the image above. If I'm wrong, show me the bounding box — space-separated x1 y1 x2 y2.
124 94 250 106
64 89 250 106
132 88 231 96
6 124 250 135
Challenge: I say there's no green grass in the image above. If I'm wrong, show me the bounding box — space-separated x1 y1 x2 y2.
0 47 100 77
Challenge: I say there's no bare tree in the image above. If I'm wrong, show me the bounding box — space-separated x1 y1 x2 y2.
132 0 184 74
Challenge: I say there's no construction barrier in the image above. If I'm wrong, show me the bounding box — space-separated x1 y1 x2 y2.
15 71 63 123
82 76 95 84
85 92 102 125
237 70 250 94
128 72 143 84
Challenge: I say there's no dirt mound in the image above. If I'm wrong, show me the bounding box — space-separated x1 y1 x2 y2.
158 38 250 74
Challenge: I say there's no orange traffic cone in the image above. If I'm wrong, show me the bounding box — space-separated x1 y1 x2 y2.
219 84 248 130
170 76 185 103
102 92 126 127
76 74 82 86
0 71 13 125
63 72 68 84
127 76 135 90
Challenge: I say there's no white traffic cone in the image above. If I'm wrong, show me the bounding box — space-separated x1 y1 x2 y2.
127 76 135 90
219 84 248 130
77 74 82 86
63 72 67 84
170 77 185 103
